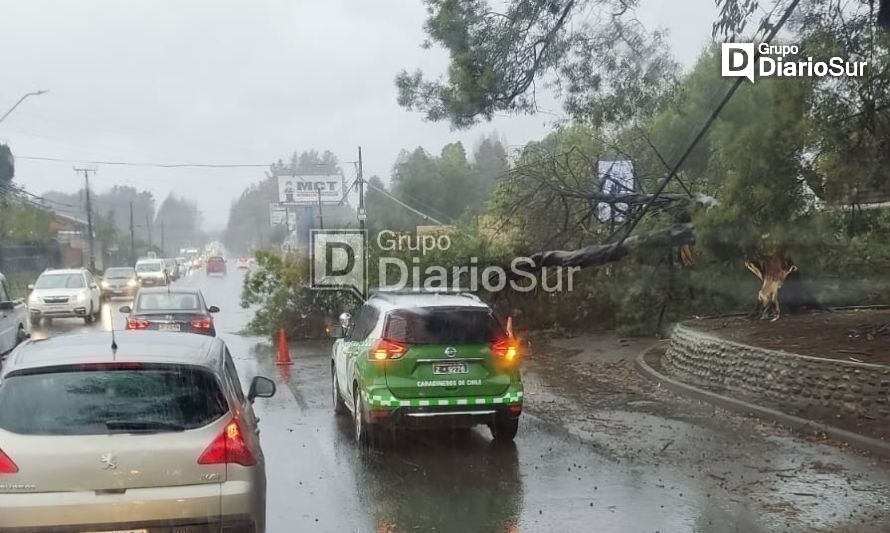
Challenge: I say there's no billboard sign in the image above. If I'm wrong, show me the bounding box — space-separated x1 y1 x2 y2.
270 203 286 226
278 175 344 205
597 160 635 221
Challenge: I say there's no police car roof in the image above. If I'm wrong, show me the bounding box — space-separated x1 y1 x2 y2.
368 291 489 311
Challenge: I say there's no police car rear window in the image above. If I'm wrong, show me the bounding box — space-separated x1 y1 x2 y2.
384 308 503 345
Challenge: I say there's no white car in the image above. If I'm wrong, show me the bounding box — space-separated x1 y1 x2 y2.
0 331 276 532
0 273 30 355
235 257 251 269
135 259 169 287
27 268 102 325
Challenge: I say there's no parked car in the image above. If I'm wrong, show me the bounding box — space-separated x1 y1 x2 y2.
235 257 251 269
0 331 276 532
206 256 227 276
100 266 139 298
0 272 29 355
120 287 219 336
27 268 102 325
134 258 168 287
329 291 523 445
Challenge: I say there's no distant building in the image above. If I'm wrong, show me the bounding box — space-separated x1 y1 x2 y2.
50 212 104 269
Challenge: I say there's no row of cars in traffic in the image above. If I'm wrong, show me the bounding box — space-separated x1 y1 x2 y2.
0 253 278 532
0 255 527 532
0 254 230 351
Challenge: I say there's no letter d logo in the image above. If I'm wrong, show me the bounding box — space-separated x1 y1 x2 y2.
721 43 755 83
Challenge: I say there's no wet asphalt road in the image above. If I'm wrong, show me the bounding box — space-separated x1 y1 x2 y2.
24 268 890 532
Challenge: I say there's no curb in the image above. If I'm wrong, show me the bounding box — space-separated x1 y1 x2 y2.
635 343 890 459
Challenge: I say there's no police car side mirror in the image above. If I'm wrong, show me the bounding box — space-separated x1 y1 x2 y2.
119 305 132 313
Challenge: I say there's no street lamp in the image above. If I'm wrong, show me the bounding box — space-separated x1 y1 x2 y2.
0 90 49 124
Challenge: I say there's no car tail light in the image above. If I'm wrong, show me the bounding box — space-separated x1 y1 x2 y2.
0 448 18 474
190 317 213 330
198 419 255 467
491 339 519 362
371 338 407 360
126 318 149 330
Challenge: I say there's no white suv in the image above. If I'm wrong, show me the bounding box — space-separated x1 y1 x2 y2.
27 268 101 325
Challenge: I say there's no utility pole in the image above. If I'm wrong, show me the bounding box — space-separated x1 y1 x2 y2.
146 214 153 251
129 201 136 265
74 167 97 270
357 146 366 230
316 188 324 230
160 221 165 256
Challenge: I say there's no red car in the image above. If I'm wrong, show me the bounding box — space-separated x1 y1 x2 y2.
206 256 227 276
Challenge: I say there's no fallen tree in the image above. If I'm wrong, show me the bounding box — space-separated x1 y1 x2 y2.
493 223 695 280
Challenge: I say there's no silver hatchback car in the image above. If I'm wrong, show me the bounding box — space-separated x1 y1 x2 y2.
0 331 275 532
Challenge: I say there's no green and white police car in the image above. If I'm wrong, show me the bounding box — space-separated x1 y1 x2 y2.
330 291 523 445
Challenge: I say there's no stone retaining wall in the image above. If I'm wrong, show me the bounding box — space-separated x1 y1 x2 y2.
664 324 890 420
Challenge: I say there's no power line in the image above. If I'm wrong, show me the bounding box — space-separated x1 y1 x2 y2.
0 182 81 208
16 155 269 168
365 181 448 226
612 0 802 250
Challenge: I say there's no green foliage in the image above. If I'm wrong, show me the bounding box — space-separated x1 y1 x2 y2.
0 145 13 186
0 199 54 243
224 150 341 253
367 135 509 232
154 194 203 255
489 123 609 251
249 8 890 339
240 251 355 339
397 0 677 128
223 175 279 253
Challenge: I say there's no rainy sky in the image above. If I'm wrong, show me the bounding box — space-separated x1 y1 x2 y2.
0 0 716 229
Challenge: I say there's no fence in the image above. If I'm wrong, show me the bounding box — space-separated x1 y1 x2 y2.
0 242 63 297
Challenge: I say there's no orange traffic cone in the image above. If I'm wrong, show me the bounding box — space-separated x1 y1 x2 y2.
275 328 293 366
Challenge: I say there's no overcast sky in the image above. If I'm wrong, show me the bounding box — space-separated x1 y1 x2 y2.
0 0 717 229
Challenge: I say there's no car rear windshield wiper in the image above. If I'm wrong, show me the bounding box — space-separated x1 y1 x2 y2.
105 420 186 432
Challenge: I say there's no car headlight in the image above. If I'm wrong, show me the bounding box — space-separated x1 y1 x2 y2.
75 292 87 302
28 294 39 305
101 280 110 288
127 278 138 287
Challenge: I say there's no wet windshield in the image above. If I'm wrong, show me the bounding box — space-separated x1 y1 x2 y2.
3 1 889 531
34 274 84 289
